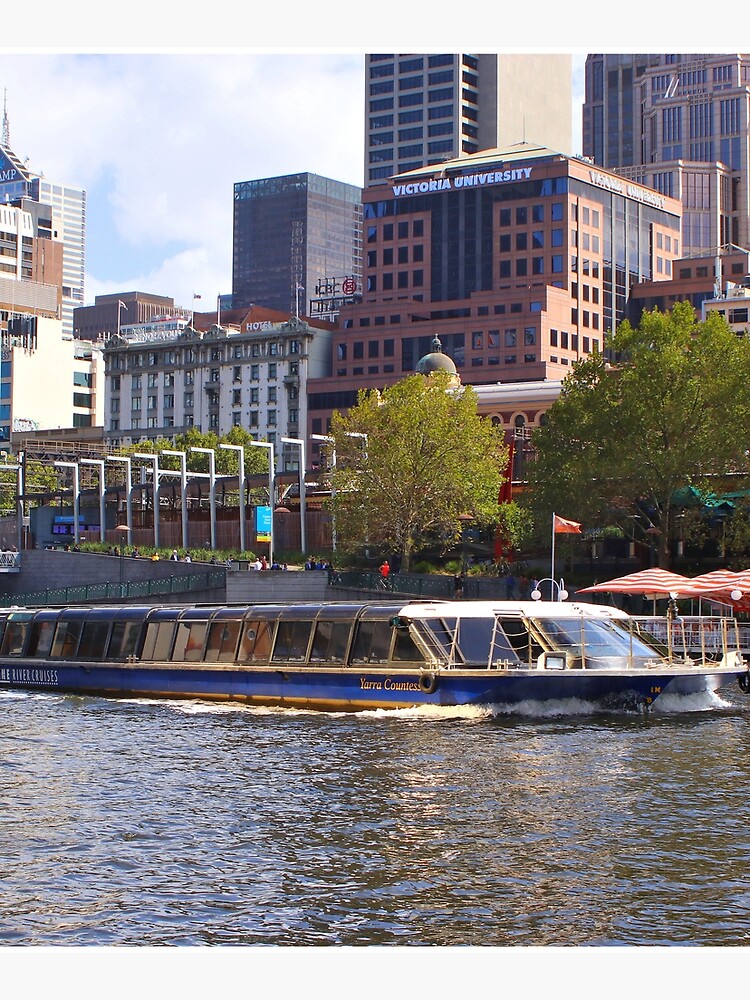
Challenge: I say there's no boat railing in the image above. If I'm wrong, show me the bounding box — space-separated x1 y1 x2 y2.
631 615 744 662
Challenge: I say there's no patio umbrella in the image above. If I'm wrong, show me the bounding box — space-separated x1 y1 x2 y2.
577 568 695 596
678 569 750 613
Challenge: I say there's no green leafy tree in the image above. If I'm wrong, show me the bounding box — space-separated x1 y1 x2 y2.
528 303 750 567
328 372 508 571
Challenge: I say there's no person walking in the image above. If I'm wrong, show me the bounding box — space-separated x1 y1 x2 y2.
379 560 391 589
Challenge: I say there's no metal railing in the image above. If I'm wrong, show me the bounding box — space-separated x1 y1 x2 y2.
0 568 226 608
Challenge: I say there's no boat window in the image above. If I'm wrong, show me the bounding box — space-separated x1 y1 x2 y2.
141 621 177 661
239 620 274 662
350 620 392 664
496 618 543 665
77 620 111 659
309 620 352 663
418 617 522 666
172 620 209 662
106 620 142 659
50 620 83 659
391 627 426 663
0 617 32 656
272 620 313 662
205 619 242 662
26 618 58 658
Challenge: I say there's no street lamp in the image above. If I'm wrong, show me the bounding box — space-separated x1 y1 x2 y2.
115 522 129 594
161 449 188 552
54 461 80 547
80 458 106 544
134 452 162 550
0 458 23 552
531 577 569 602
281 436 306 557
311 433 336 551
189 447 216 550
249 440 275 565
458 512 473 576
106 455 132 547
220 443 246 554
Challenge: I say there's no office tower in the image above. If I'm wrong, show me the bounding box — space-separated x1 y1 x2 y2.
306 144 682 444
365 53 573 186
232 172 362 319
0 138 85 339
583 53 750 254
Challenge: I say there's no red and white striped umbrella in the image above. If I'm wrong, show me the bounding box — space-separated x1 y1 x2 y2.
679 569 750 610
578 568 695 595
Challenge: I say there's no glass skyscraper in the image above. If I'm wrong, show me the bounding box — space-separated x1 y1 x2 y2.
232 173 362 318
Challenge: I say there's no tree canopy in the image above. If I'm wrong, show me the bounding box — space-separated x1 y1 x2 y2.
328 372 508 570
527 303 750 567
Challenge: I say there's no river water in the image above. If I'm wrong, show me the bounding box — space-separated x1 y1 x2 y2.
2 684 750 960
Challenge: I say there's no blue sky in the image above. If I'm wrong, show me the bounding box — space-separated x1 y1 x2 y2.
1 6 695 314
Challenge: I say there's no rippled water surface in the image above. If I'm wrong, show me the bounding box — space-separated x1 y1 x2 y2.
2 687 750 948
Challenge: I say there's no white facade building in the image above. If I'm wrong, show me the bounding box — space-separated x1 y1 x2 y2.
1 316 102 440
104 315 332 471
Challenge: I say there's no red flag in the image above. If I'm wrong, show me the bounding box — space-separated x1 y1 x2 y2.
554 514 582 534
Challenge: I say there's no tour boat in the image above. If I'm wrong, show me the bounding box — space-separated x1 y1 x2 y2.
0 599 747 713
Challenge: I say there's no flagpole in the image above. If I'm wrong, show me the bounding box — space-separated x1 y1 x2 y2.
551 512 556 588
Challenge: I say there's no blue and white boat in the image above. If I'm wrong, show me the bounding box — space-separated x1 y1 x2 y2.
0 599 747 712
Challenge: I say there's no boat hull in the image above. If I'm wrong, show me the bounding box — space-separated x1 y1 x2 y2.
0 658 743 712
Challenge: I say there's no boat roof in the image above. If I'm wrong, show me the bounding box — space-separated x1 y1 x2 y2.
397 600 630 620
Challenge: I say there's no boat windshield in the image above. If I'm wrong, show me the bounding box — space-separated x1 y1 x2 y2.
533 616 661 665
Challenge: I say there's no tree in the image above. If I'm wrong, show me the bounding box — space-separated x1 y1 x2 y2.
527 303 750 567
328 372 508 571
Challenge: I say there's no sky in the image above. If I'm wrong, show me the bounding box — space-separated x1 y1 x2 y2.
1 7 700 315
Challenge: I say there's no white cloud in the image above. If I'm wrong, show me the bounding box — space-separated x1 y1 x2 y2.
1 49 590 311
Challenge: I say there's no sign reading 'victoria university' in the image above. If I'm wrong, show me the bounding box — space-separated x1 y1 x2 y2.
392 166 533 197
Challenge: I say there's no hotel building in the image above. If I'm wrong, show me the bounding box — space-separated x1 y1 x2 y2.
306 143 683 444
103 306 333 474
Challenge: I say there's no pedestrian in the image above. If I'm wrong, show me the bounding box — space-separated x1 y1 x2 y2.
379 560 390 588
260 555 268 570
453 572 465 599
170 549 179 561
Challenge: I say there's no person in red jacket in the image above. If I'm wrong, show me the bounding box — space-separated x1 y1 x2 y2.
379 560 390 588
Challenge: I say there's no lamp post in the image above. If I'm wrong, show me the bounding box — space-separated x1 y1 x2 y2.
54 461 80 547
281 436 306 557
458 513 473 576
115 522 129 595
311 433 336 551
161 449 188 552
249 440 275 565
80 458 106 544
106 455 132 548
190 446 216 550
134 452 161 550
531 577 569 602
0 458 22 552
220 443 246 554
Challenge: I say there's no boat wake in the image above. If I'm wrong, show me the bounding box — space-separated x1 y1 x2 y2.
651 688 735 714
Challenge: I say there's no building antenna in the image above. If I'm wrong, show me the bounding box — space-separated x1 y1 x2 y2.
2 89 10 149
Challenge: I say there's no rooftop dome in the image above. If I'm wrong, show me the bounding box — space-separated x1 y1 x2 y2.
415 335 459 377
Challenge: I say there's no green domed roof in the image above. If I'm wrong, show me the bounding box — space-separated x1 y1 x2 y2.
415 335 458 375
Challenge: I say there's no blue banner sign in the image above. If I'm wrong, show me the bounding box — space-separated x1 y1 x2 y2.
256 505 271 543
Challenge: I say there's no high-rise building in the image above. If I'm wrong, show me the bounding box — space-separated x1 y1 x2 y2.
74 291 190 342
306 144 682 444
365 53 573 187
582 53 750 255
0 140 85 339
232 173 362 319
